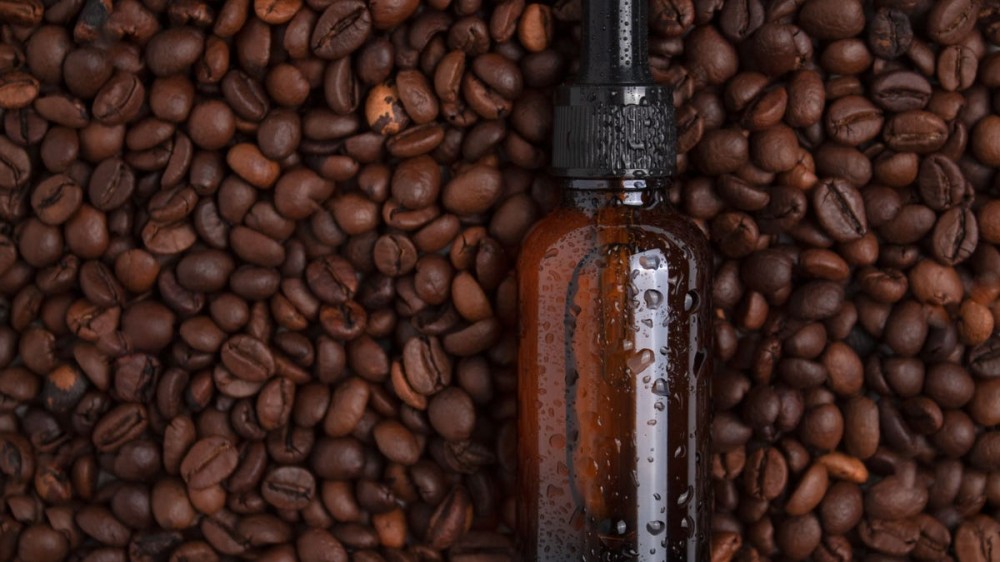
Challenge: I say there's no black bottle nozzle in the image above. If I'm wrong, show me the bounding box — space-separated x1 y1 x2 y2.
577 0 651 85
550 0 676 179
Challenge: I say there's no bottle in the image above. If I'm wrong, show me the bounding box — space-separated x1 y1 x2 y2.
515 0 712 559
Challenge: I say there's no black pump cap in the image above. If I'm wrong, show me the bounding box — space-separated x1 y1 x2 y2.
550 0 676 179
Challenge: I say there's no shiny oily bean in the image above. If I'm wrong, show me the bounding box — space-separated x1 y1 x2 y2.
312 1 373 60
262 466 316 510
824 95 883 146
395 70 438 125
180 436 239 490
884 111 949 154
31 175 82 226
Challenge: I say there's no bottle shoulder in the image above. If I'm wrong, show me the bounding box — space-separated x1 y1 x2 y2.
643 207 713 263
519 204 711 266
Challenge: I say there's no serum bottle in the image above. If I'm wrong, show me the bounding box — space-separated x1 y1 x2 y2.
516 0 712 560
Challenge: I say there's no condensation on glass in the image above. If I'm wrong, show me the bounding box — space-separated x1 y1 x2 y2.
517 182 711 562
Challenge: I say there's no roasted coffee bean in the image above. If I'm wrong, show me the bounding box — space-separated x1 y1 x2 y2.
188 101 236 151
751 22 812 77
0 71 40 110
256 376 294 430
931 206 978 266
866 472 928 519
954 514 1000 562
17 523 69 562
871 71 932 112
146 28 205 77
825 95 883 146
812 178 868 242
938 45 978 92
262 466 315 510
918 153 967 210
868 8 912 59
820 481 863 535
0 0 999 557
92 72 145 126
971 115 1000 166
221 335 275 383
307 255 359 305
31 175 82 226
396 69 440 124
443 165 502 215
800 0 864 40
775 513 822 560
744 447 788 500
0 0 43 27
92 403 148 453
312 1 372 60
220 71 270 123
883 110 949 153
365 81 409 136
0 136 30 190
425 486 473 549
859 517 920 556
34 95 88 129
297 528 349 562
181 436 239 490
927 0 978 45
715 0 762 42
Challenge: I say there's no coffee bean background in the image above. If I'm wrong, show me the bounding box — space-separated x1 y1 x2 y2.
0 0 999 560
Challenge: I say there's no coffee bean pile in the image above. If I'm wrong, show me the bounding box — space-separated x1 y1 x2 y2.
677 0 1000 560
0 0 999 560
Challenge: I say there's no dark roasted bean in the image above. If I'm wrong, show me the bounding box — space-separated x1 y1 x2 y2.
0 1 996 557
312 1 372 60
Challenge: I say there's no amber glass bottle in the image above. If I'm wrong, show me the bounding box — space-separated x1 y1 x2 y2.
515 0 712 560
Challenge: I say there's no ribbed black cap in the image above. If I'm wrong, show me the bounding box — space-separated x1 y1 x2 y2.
550 0 676 179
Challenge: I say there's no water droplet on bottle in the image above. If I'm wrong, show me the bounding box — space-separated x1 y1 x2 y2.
616 520 627 535
677 485 693 506
638 255 660 269
680 516 694 537
654 401 665 411
628 348 655 374
549 434 565 448
643 289 662 308
693 349 707 374
684 290 699 312
647 521 665 535
674 444 686 458
651 378 668 396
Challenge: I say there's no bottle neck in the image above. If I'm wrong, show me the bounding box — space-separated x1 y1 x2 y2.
549 0 674 179
559 178 670 211
577 0 651 85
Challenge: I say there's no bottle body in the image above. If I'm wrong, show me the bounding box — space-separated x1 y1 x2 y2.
517 181 711 562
